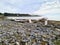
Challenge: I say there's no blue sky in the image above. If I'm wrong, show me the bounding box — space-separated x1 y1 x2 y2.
0 0 44 13
0 0 60 21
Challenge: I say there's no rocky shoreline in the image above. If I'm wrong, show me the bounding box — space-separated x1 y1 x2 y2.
0 20 60 45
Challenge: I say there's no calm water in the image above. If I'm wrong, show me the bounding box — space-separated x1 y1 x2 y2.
43 14 60 21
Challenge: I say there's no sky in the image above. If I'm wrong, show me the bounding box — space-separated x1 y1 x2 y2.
0 0 60 21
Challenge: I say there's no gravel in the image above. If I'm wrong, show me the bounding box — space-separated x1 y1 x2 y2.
0 20 60 45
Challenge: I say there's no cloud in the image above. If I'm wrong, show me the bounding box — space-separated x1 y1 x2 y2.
0 0 43 13
32 0 60 21
0 0 20 13
0 0 60 16
33 0 60 15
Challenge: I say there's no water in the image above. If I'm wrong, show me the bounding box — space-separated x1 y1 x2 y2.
43 14 60 21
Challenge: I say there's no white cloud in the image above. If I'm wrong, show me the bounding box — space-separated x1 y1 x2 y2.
33 0 60 15
0 0 42 13
0 0 27 13
0 0 60 15
0 0 16 13
32 0 60 21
